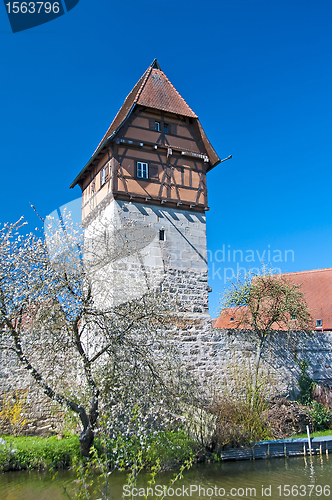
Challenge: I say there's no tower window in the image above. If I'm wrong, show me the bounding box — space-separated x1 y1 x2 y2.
164 124 168 134
155 121 160 132
137 162 149 179
159 229 165 241
316 319 323 327
101 168 106 186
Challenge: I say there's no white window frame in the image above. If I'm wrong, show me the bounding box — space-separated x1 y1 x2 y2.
101 167 106 186
137 162 149 179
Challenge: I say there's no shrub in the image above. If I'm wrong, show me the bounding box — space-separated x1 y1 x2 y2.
144 430 195 467
104 429 195 470
297 359 315 406
310 401 332 431
0 389 30 436
210 355 274 449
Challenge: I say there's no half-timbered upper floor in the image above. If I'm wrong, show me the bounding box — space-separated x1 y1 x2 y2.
70 59 221 223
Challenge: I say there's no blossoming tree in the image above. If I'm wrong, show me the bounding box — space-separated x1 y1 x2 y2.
0 214 174 457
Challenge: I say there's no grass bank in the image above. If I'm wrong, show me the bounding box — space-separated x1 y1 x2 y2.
0 431 197 472
290 429 332 439
0 435 81 471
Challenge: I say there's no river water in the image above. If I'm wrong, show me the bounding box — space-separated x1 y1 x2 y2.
0 455 331 499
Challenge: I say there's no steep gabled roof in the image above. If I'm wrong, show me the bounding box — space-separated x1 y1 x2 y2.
70 59 220 189
95 58 197 151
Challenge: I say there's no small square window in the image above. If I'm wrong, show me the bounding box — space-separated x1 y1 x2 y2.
137 162 149 179
164 124 168 134
230 317 234 322
155 121 160 132
316 319 323 327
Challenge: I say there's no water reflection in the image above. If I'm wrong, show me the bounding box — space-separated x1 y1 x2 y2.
0 455 331 499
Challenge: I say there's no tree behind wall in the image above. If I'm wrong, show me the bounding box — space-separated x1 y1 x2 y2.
220 269 313 398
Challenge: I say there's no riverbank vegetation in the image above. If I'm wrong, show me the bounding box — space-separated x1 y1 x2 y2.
0 430 196 473
0 435 80 471
290 429 332 439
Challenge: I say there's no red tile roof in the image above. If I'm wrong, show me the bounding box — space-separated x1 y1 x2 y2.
214 268 332 331
70 59 220 189
214 307 249 330
137 68 198 118
96 59 198 151
281 268 332 330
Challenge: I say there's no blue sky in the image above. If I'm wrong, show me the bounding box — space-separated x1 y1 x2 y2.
1 0 332 315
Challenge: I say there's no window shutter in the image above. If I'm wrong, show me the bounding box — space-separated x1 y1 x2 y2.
149 164 159 180
105 165 109 182
170 124 177 135
149 118 155 130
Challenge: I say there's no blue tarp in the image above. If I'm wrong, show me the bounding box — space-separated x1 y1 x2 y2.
255 435 332 446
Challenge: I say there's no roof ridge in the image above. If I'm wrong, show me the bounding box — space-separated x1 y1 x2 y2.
133 65 153 105
280 267 332 277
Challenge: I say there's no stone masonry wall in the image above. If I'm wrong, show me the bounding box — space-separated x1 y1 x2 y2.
171 318 332 397
0 348 67 436
1 321 332 434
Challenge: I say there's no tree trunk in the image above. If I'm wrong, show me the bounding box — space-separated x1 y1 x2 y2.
74 393 99 458
79 426 95 458
251 338 265 406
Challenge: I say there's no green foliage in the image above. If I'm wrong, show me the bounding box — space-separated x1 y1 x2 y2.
296 359 315 405
103 430 195 471
221 267 313 335
73 445 112 500
309 401 332 431
144 430 195 467
290 429 332 439
0 435 80 471
73 435 194 500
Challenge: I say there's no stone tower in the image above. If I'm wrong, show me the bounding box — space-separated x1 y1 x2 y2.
70 59 220 317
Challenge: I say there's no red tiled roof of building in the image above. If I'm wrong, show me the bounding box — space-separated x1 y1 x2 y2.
213 268 332 331
137 67 197 118
70 59 220 190
96 59 197 152
280 268 332 330
214 307 248 330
